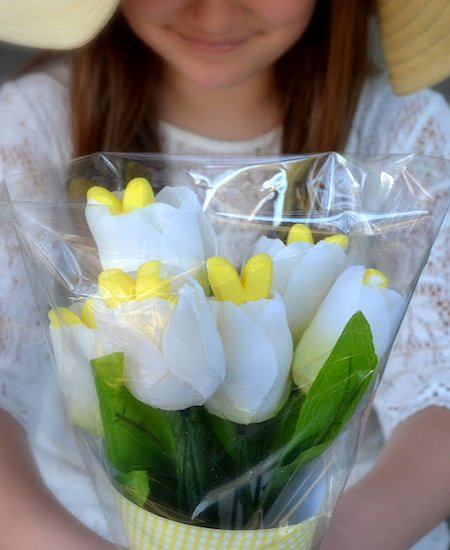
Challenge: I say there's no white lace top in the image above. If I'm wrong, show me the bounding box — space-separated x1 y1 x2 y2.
1 60 449 543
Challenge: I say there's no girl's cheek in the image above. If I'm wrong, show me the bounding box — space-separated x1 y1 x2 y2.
120 0 188 23
121 0 318 26
244 0 317 27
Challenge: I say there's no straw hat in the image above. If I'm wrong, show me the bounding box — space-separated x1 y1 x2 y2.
0 1 118 51
377 0 450 94
0 0 449 95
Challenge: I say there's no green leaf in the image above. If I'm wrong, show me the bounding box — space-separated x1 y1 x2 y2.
206 412 239 458
170 408 230 520
117 470 150 507
289 311 376 454
262 311 377 506
266 389 305 454
204 389 304 473
91 352 177 476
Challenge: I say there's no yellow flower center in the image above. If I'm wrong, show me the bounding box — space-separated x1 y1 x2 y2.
99 269 136 307
49 302 97 328
48 307 83 328
287 225 349 250
87 187 122 215
323 234 349 250
122 177 155 213
98 261 176 307
286 224 314 245
87 177 155 215
80 299 97 329
363 268 389 288
207 254 272 305
135 261 177 303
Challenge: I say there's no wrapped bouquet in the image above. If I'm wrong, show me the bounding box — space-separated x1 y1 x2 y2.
2 152 449 549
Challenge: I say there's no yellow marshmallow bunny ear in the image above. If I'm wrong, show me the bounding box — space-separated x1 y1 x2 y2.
87 178 155 216
207 254 273 305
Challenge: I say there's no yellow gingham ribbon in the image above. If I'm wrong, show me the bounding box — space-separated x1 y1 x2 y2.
115 491 319 550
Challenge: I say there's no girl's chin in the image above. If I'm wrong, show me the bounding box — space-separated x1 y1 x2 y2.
167 61 263 92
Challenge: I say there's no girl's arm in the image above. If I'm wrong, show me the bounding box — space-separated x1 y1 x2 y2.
0 410 117 550
322 405 450 550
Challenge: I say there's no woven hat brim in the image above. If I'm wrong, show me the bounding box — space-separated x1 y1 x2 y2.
0 0 119 49
378 0 450 94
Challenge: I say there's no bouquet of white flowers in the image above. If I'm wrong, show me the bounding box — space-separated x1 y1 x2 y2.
2 152 449 549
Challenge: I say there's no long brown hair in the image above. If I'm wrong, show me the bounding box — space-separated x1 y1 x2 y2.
71 0 370 157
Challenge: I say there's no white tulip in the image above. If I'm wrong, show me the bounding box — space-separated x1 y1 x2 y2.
48 306 103 436
93 274 226 410
292 265 404 393
204 254 293 424
206 296 293 425
247 225 347 343
85 178 217 285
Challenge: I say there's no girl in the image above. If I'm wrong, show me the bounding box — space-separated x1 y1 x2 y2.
0 1 450 549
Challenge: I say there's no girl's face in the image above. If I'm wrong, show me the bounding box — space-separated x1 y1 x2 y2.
121 0 317 90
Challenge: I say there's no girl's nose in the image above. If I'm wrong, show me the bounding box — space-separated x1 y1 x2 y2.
183 0 245 35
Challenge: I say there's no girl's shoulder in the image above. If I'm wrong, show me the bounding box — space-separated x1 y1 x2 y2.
346 68 450 158
0 56 70 115
0 57 71 178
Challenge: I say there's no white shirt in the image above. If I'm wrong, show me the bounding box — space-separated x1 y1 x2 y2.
1 59 449 546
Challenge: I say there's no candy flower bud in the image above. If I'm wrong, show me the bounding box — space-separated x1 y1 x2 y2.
48 304 103 435
93 266 226 410
86 178 217 286
292 265 404 393
205 254 293 424
247 224 347 343
207 254 272 305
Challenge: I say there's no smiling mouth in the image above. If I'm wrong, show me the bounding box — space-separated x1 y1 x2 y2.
174 32 246 54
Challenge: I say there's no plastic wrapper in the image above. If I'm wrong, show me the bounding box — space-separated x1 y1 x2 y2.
1 152 449 549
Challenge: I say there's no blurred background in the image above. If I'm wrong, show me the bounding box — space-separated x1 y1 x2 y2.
0 43 41 81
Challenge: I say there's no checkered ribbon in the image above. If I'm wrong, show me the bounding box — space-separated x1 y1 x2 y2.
116 492 319 550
